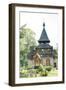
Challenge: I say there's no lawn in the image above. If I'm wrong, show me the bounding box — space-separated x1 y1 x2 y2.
48 68 58 76
20 65 58 78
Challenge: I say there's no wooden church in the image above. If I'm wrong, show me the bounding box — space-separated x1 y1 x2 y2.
28 23 54 67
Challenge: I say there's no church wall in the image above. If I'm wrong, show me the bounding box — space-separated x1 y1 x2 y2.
42 57 54 66
28 57 54 67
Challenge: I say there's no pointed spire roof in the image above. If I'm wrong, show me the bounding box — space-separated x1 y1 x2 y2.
38 23 50 43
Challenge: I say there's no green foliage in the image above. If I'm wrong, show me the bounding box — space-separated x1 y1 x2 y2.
40 70 48 76
20 69 28 77
35 64 48 76
48 68 58 76
20 24 37 48
20 52 28 67
44 66 52 71
27 65 33 69
19 24 37 67
53 49 58 59
20 69 28 74
20 65 58 78
38 64 44 72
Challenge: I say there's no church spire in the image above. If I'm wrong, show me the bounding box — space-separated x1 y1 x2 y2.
38 22 50 43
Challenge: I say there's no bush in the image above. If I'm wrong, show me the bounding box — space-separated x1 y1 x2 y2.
20 69 28 77
21 69 28 74
38 64 44 72
35 64 48 76
40 70 48 76
45 66 52 71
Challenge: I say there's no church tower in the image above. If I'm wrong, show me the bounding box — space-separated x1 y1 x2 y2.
37 23 54 66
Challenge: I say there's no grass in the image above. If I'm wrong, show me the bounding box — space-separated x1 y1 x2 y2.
48 68 58 76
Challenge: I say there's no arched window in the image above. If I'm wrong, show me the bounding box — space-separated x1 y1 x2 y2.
46 57 50 65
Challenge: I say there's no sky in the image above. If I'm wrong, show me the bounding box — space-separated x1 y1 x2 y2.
19 10 58 49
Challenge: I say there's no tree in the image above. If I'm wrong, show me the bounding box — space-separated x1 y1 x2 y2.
53 49 58 68
53 49 58 59
20 24 37 67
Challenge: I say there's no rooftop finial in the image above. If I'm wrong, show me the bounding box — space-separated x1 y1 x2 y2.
43 22 45 29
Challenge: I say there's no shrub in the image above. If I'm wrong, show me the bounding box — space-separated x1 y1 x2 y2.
20 69 29 77
38 64 44 72
45 66 52 71
40 70 48 76
20 69 28 74
35 64 48 76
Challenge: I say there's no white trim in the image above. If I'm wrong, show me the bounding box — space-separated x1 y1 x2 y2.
15 6 63 84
